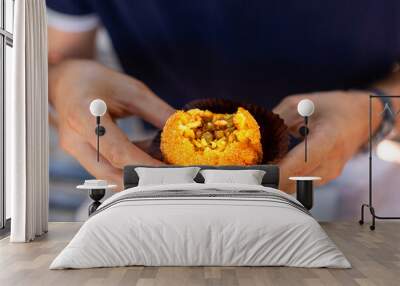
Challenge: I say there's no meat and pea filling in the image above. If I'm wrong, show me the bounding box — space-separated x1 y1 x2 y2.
178 109 249 152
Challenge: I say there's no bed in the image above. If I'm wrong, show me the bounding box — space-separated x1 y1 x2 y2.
50 165 350 269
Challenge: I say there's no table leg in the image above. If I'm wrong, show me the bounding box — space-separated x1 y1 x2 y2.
296 180 314 210
88 189 106 216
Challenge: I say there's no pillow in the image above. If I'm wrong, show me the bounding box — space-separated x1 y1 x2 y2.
200 169 266 185
135 167 201 186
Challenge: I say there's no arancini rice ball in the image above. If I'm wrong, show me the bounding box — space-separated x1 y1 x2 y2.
160 107 262 165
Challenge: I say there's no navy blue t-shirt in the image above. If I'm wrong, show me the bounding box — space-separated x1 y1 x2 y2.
47 0 400 109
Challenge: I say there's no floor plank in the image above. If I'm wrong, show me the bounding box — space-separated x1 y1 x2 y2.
0 222 399 286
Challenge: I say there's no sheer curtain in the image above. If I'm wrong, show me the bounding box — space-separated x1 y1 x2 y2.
8 0 49 242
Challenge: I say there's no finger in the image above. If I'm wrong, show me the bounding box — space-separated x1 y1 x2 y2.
133 137 162 161
108 72 175 128
129 89 175 129
68 111 163 169
278 128 333 190
273 96 303 125
311 157 346 188
279 162 321 194
59 126 124 190
279 130 345 193
287 119 304 137
273 96 305 136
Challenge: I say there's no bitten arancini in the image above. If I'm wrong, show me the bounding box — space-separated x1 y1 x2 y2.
161 107 262 165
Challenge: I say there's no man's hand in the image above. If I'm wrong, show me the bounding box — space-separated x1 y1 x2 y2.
49 60 175 189
273 90 383 193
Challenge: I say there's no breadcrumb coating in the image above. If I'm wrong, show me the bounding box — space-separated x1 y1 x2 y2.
161 107 262 165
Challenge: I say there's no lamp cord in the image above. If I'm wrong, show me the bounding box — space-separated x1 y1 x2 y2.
96 116 100 162
97 129 100 162
305 117 308 162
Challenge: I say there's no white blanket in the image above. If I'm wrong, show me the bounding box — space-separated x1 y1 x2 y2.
50 183 350 269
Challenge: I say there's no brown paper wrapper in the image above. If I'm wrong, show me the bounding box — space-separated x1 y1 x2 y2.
183 98 289 163
146 98 289 164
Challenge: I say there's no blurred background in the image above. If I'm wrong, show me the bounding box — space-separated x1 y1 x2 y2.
49 29 400 222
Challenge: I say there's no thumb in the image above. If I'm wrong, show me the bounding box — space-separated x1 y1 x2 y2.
107 72 176 129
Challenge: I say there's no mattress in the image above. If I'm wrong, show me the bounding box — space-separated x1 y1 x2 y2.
50 183 350 269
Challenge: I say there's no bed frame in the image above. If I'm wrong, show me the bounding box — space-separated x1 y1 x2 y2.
122 165 315 211
123 165 280 189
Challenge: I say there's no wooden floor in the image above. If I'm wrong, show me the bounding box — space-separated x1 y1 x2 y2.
0 222 399 286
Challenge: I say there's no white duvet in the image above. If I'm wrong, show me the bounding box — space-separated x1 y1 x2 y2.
50 183 350 269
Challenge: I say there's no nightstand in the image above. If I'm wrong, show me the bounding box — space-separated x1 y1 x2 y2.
77 180 116 215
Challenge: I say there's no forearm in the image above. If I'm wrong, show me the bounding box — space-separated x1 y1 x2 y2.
48 27 98 114
48 27 97 65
